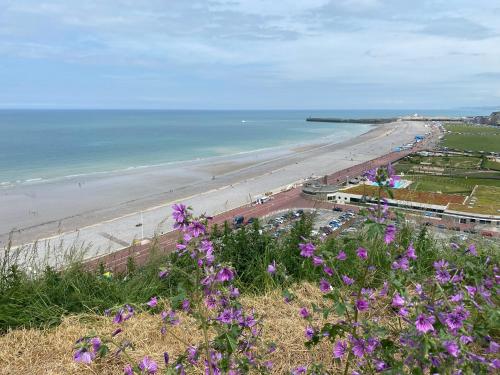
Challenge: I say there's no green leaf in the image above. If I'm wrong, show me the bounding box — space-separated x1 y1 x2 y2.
225 333 238 354
335 302 346 316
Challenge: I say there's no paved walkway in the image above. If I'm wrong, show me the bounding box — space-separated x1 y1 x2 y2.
87 138 438 272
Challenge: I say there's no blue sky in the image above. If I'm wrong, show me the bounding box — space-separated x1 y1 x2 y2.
0 0 499 109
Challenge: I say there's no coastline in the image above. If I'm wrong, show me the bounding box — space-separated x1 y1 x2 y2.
0 123 374 189
1 121 428 264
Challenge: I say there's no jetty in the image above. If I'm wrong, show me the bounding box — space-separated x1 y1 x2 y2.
306 115 464 124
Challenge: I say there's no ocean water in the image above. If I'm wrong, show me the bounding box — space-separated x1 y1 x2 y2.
0 109 484 186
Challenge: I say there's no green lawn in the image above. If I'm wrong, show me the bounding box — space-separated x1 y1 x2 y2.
407 175 500 194
442 123 500 152
442 134 500 153
444 123 500 135
483 159 500 171
395 155 481 173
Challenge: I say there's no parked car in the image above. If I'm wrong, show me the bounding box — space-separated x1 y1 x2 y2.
333 207 343 212
321 226 333 235
233 215 244 227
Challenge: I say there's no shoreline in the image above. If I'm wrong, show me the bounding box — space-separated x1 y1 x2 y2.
0 123 375 188
1 121 428 264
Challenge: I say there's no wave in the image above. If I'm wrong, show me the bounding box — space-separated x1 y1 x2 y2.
0 124 374 188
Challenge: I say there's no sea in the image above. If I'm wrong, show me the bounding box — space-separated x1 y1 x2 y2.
0 109 488 186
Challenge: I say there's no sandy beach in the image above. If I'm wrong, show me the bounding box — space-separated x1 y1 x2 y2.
0 121 430 264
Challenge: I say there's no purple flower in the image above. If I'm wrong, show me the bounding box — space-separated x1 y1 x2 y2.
181 299 190 312
415 313 435 334
229 286 240 298
460 335 473 345
188 220 205 237
391 293 405 308
312 256 324 266
113 309 125 324
147 296 158 308
356 247 368 260
374 360 389 371
176 243 187 252
299 242 315 258
443 340 460 358
364 168 378 183
319 278 332 293
350 337 368 358
163 352 169 365
200 239 213 252
267 260 277 274
465 285 477 297
158 269 169 279
139 356 158 374
74 349 95 364
384 224 397 244
392 257 409 271
356 299 369 311
172 203 187 223
445 311 464 331
112 328 122 337
387 163 395 177
450 242 459 250
124 304 135 320
162 310 180 326
435 269 451 284
292 366 307 375
299 307 310 319
433 259 449 270
342 275 354 286
216 267 234 282
124 364 134 375
90 337 101 353
337 250 347 260
332 340 347 358
406 243 417 260
488 341 499 354
450 292 463 303
467 243 477 256
187 346 199 364
323 266 334 276
217 309 233 324
379 281 389 297
305 326 314 340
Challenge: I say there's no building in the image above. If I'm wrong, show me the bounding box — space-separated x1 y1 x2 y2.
329 185 500 227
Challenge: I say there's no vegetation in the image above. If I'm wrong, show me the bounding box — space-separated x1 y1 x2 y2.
0 166 498 374
396 155 481 171
483 159 500 171
443 123 500 135
441 123 500 152
408 175 500 194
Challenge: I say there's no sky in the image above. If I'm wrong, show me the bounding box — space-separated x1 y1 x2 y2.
0 0 499 110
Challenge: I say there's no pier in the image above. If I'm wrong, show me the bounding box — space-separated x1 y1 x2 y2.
306 116 464 124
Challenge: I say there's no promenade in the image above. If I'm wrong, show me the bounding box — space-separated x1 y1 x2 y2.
88 131 438 272
10 121 433 269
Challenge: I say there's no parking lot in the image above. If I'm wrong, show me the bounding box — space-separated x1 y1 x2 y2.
256 207 358 239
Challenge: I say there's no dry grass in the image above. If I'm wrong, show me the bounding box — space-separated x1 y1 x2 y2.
0 283 340 375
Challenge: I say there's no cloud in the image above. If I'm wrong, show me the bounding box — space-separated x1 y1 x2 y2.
0 0 499 108
418 17 496 40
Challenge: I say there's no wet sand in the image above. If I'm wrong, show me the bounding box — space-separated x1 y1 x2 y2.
0 121 430 264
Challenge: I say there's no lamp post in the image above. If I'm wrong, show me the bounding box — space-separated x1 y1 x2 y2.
140 211 144 239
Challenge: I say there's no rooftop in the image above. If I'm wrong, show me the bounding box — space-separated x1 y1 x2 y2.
447 186 500 216
341 185 464 206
